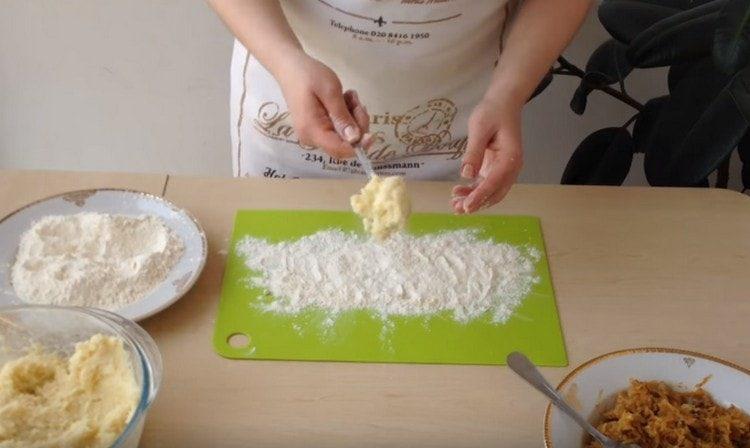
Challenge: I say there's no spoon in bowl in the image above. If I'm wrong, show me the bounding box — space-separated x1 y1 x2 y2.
506 352 640 448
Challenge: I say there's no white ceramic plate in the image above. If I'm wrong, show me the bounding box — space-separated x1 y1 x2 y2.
544 348 750 447
0 189 207 321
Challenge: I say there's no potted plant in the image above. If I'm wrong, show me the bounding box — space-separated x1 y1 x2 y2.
538 0 750 191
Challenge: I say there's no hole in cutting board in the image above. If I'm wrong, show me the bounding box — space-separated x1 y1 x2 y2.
227 333 251 349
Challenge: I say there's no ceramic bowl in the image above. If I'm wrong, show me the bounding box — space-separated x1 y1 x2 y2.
544 348 750 447
0 188 207 321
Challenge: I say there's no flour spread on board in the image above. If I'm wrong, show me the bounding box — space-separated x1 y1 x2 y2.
236 229 539 324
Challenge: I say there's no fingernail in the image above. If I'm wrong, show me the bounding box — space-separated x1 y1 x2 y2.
343 125 359 143
361 133 374 148
461 164 475 179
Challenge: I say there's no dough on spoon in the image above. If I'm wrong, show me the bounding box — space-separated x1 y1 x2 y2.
350 175 411 240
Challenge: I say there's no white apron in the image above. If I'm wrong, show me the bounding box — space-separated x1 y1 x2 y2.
230 0 513 179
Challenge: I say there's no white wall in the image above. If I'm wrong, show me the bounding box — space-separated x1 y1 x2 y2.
0 0 231 176
0 1 743 189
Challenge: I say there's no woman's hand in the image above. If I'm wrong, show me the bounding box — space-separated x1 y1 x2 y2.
446 0 590 213
452 96 524 214
208 1 368 155
276 52 367 159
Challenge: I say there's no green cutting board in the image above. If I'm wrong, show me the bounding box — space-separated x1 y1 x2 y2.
213 210 566 366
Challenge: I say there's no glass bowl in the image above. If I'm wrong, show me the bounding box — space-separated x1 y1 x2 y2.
0 305 163 448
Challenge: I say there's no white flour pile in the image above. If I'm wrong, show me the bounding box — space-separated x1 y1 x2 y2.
11 212 184 310
236 229 540 323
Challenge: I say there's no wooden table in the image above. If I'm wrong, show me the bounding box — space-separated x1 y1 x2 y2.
2 169 750 447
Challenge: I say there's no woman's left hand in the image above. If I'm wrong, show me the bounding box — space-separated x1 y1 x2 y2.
452 96 524 214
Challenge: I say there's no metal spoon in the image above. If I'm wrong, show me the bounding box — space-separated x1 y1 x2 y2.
506 352 640 448
353 143 375 179
343 89 376 179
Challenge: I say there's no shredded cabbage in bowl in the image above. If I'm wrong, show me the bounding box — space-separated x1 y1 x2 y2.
586 380 750 448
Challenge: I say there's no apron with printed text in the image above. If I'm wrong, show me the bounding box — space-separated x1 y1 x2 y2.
230 0 513 180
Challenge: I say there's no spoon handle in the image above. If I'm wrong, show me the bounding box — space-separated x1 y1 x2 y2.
354 145 375 179
507 352 617 448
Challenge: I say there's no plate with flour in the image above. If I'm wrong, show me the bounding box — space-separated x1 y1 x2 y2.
0 189 207 321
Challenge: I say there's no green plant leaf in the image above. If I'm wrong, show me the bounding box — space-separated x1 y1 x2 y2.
585 39 633 85
590 131 635 185
569 80 593 115
644 59 730 184
569 45 631 115
529 70 554 102
653 107 744 188
713 0 750 74
667 60 698 92
738 132 750 190
730 61 750 118
562 127 634 185
599 1 681 44
621 0 721 9
644 60 750 185
627 0 725 66
633 95 669 152
627 11 718 67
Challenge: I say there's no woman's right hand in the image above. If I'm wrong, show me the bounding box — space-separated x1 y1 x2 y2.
275 52 367 159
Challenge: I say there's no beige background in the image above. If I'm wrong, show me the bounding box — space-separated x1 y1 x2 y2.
0 1 743 190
